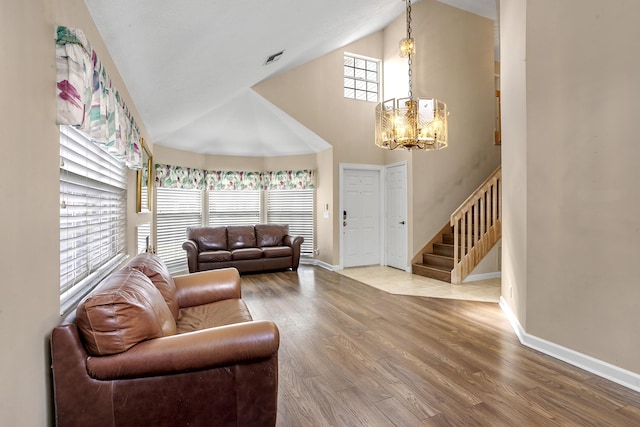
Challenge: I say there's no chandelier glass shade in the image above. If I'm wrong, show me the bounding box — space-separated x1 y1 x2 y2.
375 0 448 151
375 97 448 150
398 37 415 57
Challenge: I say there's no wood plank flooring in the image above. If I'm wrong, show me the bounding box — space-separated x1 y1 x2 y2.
240 266 640 426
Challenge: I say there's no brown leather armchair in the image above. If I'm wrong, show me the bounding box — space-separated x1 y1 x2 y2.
51 253 279 427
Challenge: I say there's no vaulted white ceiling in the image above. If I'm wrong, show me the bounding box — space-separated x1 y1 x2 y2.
84 0 497 157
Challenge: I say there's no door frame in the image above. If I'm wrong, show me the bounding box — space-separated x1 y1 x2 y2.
339 163 385 270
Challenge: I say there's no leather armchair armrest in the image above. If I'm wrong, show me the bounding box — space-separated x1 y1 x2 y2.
182 239 199 273
87 320 279 380
173 267 241 308
283 235 303 249
283 235 304 270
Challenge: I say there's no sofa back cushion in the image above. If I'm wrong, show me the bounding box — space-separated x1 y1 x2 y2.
227 225 257 249
256 224 289 247
187 226 228 251
76 268 176 356
126 253 180 319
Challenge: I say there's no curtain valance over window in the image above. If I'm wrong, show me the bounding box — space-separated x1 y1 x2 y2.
204 170 263 191
56 26 142 170
154 164 316 191
155 164 204 189
262 170 316 190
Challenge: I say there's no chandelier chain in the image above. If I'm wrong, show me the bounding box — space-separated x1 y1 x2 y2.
406 0 413 98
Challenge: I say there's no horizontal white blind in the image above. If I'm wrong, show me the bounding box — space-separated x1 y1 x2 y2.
209 191 261 225
137 222 151 254
59 125 127 309
156 187 202 272
267 190 314 255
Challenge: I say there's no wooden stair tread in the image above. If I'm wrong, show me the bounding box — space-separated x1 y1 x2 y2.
412 262 452 283
412 263 451 272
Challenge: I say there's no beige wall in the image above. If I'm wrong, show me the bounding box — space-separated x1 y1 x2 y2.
154 144 317 172
255 2 500 265
254 33 386 265
502 0 640 373
0 0 152 424
316 148 335 264
501 0 528 325
398 0 501 257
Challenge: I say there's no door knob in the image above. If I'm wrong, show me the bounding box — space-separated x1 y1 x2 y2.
399 221 406 225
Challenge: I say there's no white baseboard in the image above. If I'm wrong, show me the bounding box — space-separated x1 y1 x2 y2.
300 258 338 271
463 271 502 282
499 297 640 393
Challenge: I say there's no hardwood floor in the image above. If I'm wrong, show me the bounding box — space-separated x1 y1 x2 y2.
240 266 640 426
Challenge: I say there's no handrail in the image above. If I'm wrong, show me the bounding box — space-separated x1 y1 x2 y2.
450 166 502 284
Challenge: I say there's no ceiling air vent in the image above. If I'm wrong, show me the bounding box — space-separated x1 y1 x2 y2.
264 50 285 66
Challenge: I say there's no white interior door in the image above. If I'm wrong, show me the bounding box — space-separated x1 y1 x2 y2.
385 163 407 270
343 168 380 268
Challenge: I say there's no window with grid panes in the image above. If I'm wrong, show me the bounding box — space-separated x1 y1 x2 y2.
267 190 314 256
156 187 202 273
59 125 127 312
343 54 379 102
208 191 261 226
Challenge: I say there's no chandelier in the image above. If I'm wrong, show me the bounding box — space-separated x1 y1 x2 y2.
375 0 448 151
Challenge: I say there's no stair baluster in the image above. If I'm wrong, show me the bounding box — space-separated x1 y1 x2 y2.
450 166 502 284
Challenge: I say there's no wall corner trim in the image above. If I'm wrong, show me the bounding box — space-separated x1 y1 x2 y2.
499 297 640 393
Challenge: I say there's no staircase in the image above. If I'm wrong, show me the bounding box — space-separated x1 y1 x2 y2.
412 166 502 284
412 224 456 282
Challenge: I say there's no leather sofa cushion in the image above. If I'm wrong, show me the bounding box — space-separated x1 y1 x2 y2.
76 268 176 356
262 246 292 258
255 224 288 247
228 225 256 249
126 253 180 319
176 299 253 333
232 247 263 260
198 250 232 262
193 226 228 251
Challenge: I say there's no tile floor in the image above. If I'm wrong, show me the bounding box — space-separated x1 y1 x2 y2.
336 265 501 303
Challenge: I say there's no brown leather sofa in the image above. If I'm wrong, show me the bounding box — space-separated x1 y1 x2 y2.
50 253 279 427
182 224 304 274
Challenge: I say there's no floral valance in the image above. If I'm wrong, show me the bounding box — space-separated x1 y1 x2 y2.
204 170 263 191
56 26 142 169
154 164 316 191
155 164 204 190
262 170 316 190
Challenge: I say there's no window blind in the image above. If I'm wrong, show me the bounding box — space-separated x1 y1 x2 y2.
267 190 314 255
156 187 202 273
137 222 151 254
59 125 127 311
208 191 261 225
